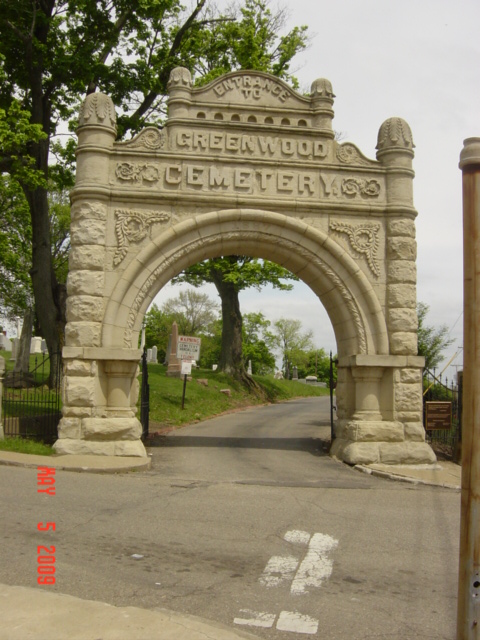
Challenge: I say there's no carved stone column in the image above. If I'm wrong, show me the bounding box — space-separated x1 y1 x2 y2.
351 366 384 421
331 355 436 466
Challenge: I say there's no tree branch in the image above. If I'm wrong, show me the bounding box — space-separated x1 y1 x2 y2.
130 0 208 124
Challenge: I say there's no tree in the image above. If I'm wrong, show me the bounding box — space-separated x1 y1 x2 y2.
242 312 276 374
0 176 33 319
417 302 455 370
304 348 331 383
173 258 298 382
0 1 274 363
143 304 175 361
162 289 218 336
273 317 314 379
0 0 307 387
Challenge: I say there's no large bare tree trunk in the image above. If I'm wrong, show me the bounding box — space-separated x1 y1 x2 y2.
211 270 259 391
14 307 33 375
214 278 245 378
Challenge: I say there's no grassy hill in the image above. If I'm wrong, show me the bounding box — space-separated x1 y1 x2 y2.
145 365 329 433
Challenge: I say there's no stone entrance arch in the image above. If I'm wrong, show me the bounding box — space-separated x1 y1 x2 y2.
55 68 435 465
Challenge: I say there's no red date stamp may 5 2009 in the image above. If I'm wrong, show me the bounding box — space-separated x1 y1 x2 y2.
37 466 56 585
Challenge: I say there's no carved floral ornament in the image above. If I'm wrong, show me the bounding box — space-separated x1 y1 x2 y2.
336 143 372 166
116 162 160 184
376 117 415 152
114 209 171 266
330 221 381 278
168 67 192 90
78 93 117 130
121 127 166 151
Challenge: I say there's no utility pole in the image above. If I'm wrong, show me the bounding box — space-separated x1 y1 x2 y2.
457 137 480 639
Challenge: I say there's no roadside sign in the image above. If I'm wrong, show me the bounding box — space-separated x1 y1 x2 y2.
181 360 192 376
425 401 452 430
177 336 201 360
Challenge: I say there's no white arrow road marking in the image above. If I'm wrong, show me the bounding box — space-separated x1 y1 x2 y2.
276 610 319 634
259 555 299 588
290 532 338 595
284 530 311 546
233 610 276 628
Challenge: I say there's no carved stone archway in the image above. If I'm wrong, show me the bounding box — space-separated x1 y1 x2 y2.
54 68 435 465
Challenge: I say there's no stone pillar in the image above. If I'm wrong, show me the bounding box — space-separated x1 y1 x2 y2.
377 117 419 357
167 67 192 119
351 366 383 421
54 350 145 457
331 355 436 465
166 322 181 377
310 78 335 135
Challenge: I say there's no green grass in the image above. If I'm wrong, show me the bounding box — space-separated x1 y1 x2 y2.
0 437 54 456
144 365 328 432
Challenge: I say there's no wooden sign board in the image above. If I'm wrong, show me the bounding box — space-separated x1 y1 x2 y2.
177 336 201 361
425 401 452 430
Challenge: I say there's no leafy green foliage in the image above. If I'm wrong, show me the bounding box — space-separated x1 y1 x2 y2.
0 178 70 321
417 302 455 370
162 288 218 335
187 0 308 87
0 0 308 364
272 317 314 378
242 312 276 374
173 257 298 293
0 177 32 318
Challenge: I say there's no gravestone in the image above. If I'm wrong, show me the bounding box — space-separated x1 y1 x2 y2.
247 360 252 376
292 366 299 380
151 346 158 363
10 339 19 361
0 335 12 351
166 322 181 377
31 337 43 354
147 348 153 362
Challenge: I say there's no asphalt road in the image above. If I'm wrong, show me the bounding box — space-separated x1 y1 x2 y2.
1 397 460 639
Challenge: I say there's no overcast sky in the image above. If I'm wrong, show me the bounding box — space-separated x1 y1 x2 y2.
156 0 479 379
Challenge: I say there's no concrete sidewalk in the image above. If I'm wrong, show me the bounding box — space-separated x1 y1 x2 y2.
356 459 461 490
0 450 152 473
0 583 261 640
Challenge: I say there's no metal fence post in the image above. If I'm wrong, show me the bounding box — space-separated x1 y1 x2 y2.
0 356 4 440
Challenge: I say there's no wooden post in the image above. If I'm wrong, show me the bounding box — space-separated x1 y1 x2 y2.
458 137 480 639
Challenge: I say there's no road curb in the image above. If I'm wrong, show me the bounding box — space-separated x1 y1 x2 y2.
0 451 151 474
354 464 461 491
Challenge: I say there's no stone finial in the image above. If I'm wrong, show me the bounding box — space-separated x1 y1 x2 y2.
167 67 193 90
376 117 415 152
78 92 117 131
311 78 335 98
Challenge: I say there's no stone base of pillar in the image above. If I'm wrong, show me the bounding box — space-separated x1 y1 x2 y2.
54 416 147 457
330 437 436 466
54 438 147 457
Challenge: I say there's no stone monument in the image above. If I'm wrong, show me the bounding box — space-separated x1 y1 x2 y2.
54 67 435 466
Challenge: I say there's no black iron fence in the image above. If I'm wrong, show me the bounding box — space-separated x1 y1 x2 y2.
423 368 462 459
2 353 62 444
140 347 149 440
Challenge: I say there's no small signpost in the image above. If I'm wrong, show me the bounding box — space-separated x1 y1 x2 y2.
177 336 201 409
425 401 452 431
